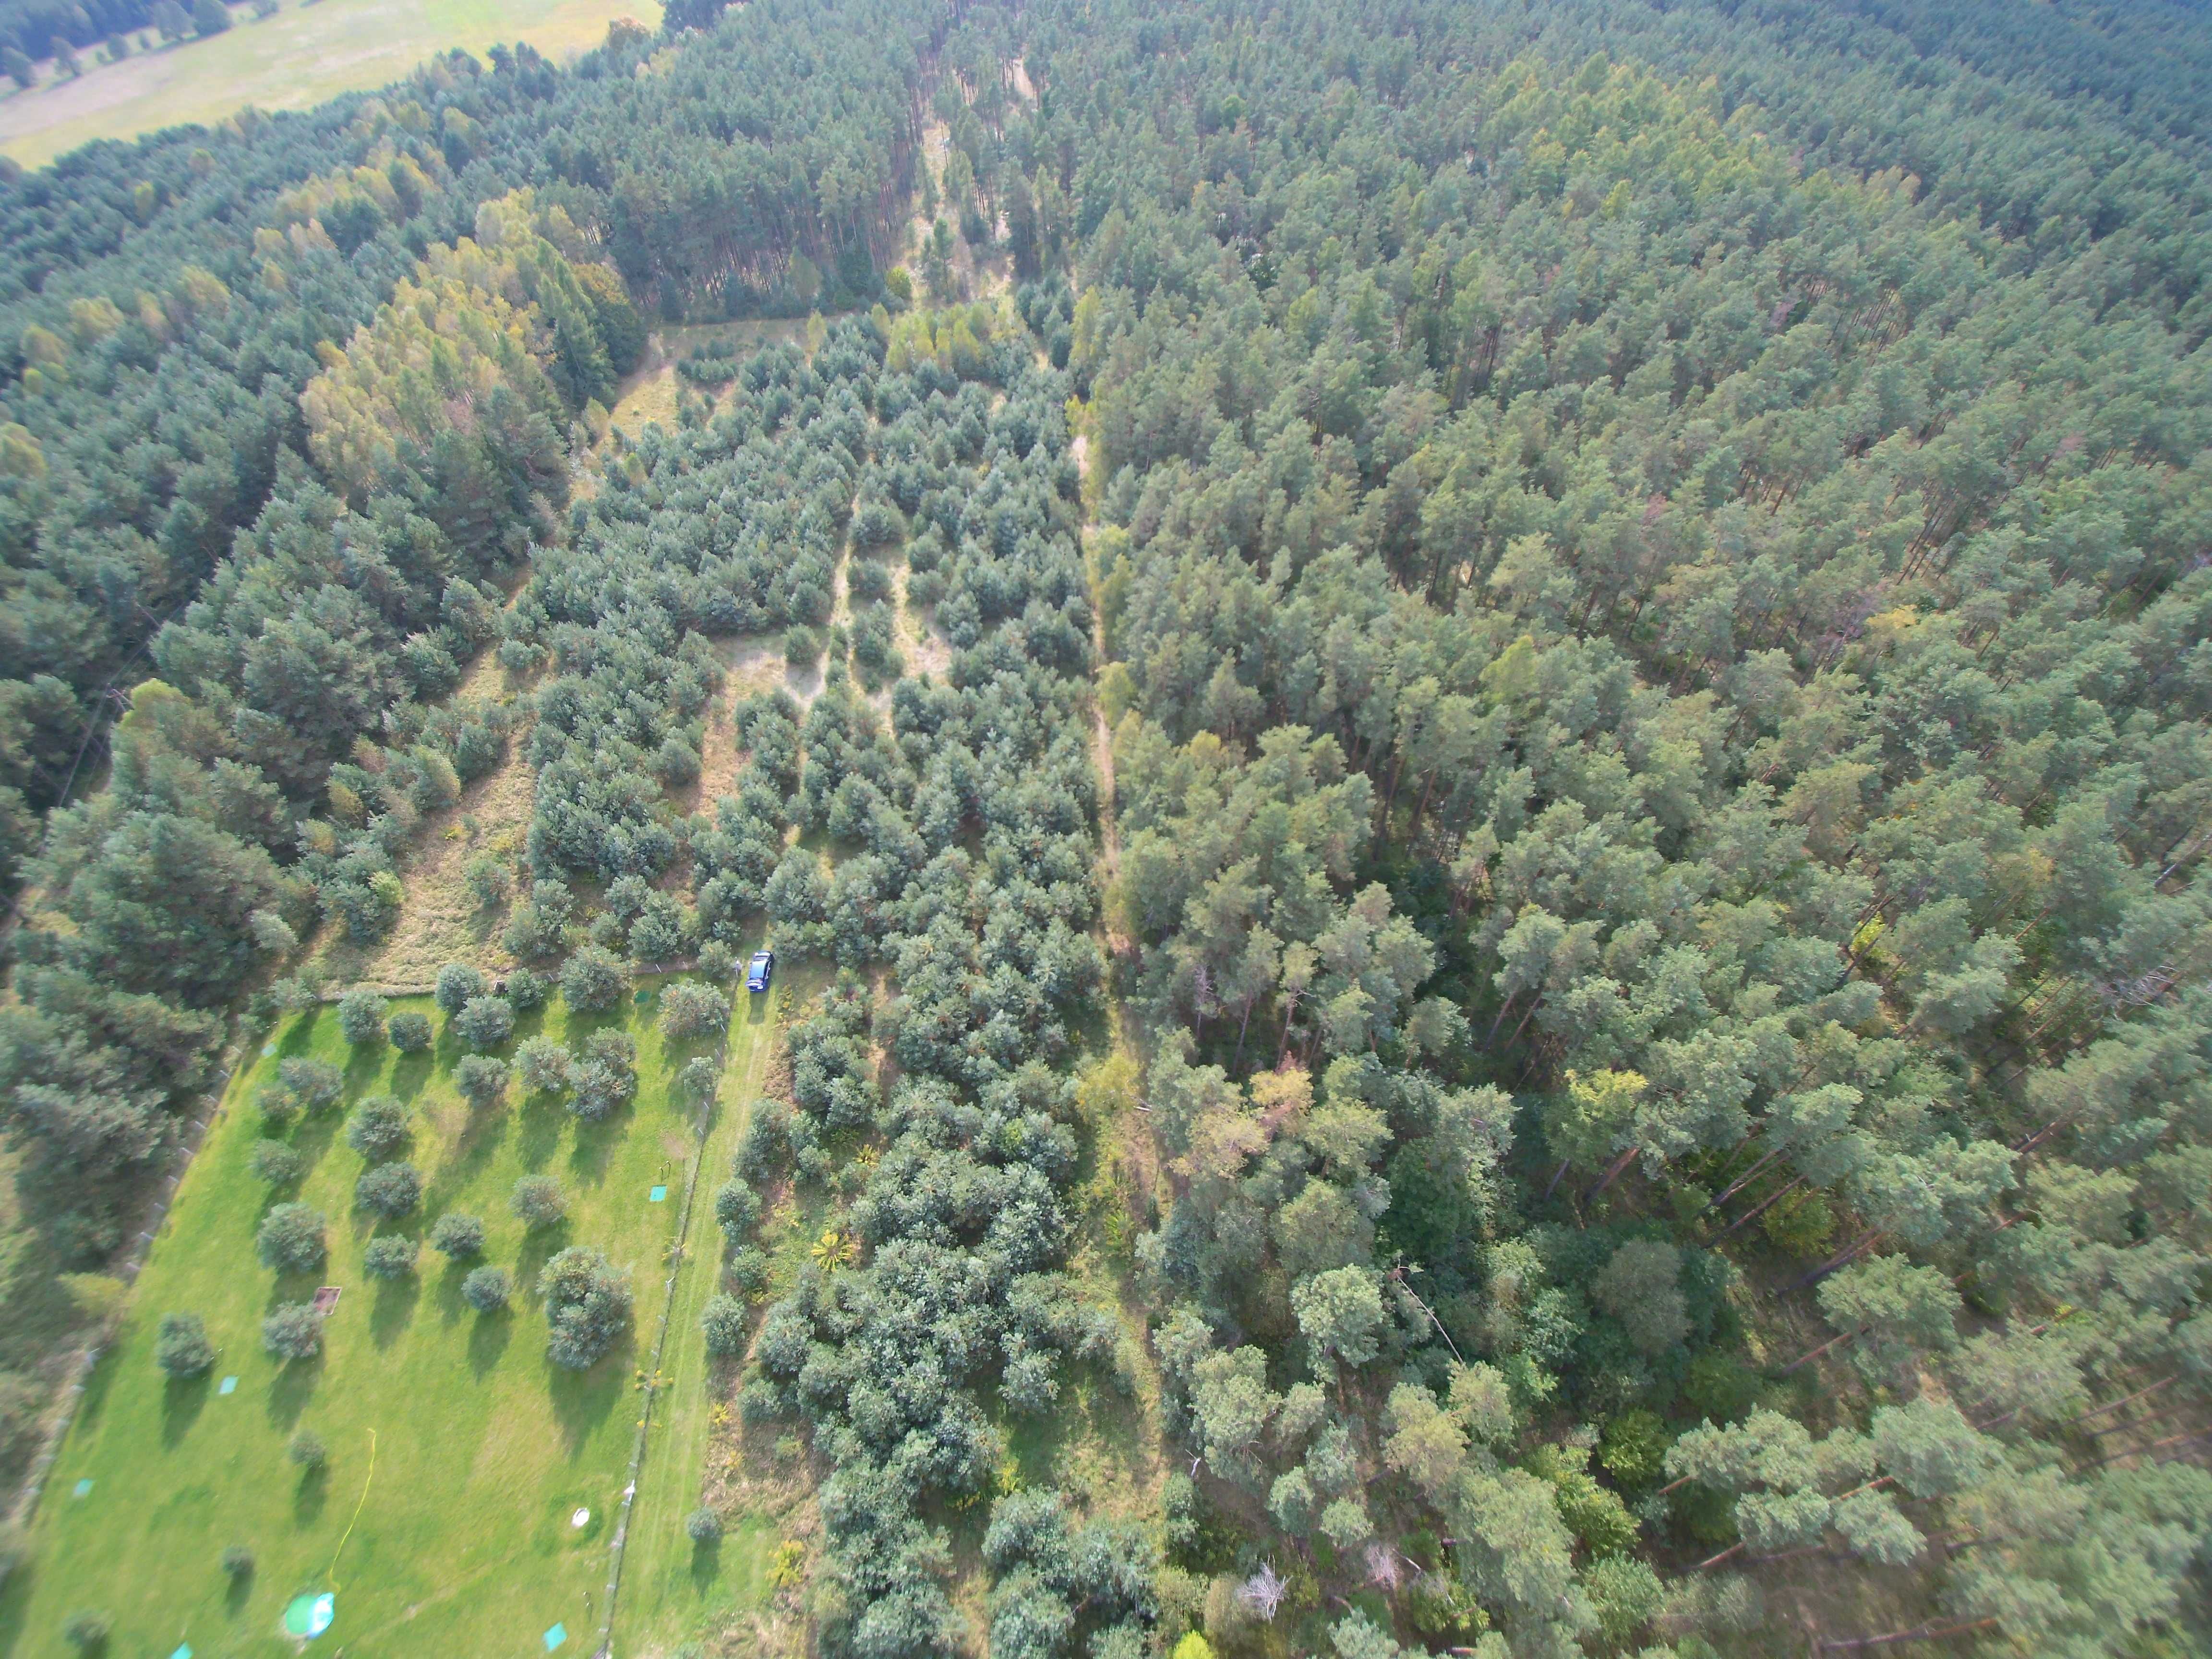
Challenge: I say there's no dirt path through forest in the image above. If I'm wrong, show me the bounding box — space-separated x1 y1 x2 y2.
1077 432 1122 888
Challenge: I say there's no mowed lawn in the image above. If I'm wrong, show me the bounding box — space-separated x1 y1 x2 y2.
0 974 760 1659
0 0 664 169
610 965 818 1654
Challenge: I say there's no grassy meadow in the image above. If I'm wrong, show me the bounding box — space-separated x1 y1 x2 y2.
0 0 664 169
607 964 818 1655
0 972 773 1659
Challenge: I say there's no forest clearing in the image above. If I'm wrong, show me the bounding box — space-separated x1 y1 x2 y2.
1 974 776 1655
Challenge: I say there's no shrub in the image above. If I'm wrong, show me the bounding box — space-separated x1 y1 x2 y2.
454 1054 510 1109
1599 1409 1670 1487
686 1507 723 1544
1683 1351 1762 1424
847 551 896 597
677 1056 720 1109
697 940 737 981
541 1246 631 1369
507 966 550 1011
660 981 729 1041
570 1029 638 1120
511 1175 566 1230
1762 1189 1838 1259
454 995 516 1051
337 988 388 1045
249 1139 306 1186
561 946 627 1012
434 962 487 1017
345 1095 409 1160
288 1429 326 1469
155 1312 215 1379
255 1203 326 1274
728 1247 770 1296
714 1182 759 1239
429 1213 486 1260
503 903 562 961
257 1090 301 1133
62 1611 109 1652
515 1035 570 1097
356 1162 422 1218
702 1294 748 1356
1591 1240 1688 1355
363 1237 418 1279
462 1266 511 1311
388 1011 433 1053
221 1544 253 1577
276 1057 343 1115
629 893 695 962
262 1303 323 1360
464 854 511 910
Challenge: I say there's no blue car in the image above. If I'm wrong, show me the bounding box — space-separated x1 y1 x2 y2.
746 950 775 992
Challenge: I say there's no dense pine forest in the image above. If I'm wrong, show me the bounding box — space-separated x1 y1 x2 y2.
3 0 2212 1654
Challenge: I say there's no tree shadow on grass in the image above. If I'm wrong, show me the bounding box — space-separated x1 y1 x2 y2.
370 1267 422 1349
277 1010 325 1057
294 1460 329 1526
468 1306 513 1378
424 1099 511 1215
517 1090 569 1173
431 1265 471 1336
68 1336 122 1437
265 1352 323 1431
568 1106 628 1187
284 1102 346 1179
161 1369 211 1448
690 1532 722 1591
546 1339 629 1455
342 1040 388 1092
391 1049 436 1102
516 1221 573 1295
0 1555 40 1653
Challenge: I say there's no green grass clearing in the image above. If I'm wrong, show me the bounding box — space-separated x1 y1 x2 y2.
611 964 817 1653
0 0 663 169
0 973 746 1658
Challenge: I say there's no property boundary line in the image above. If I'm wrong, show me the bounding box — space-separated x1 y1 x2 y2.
590 985 735 1659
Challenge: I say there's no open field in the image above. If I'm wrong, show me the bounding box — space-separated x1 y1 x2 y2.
0 0 663 169
0 968 770 1659
612 962 825 1655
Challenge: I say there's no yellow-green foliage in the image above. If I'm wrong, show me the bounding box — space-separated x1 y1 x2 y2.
301 264 557 492
1480 55 1786 206
298 189 643 492
882 299 1017 378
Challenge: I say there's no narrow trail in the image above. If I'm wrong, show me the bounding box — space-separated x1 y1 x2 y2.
1076 433 1123 895
1074 423 1158 1215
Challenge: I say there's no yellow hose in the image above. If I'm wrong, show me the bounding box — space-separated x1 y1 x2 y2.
328 1427 377 1589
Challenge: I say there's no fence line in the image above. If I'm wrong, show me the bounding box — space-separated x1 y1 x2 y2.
591 992 733 1659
